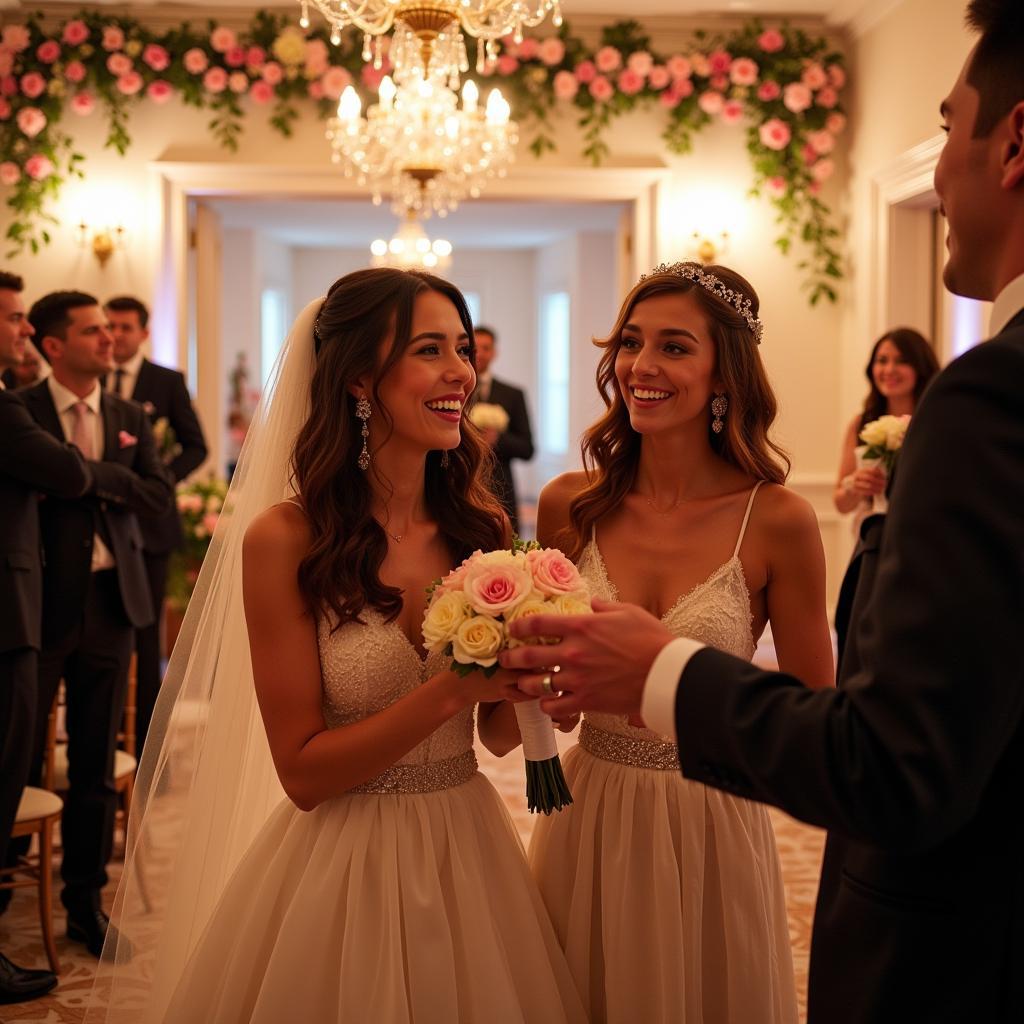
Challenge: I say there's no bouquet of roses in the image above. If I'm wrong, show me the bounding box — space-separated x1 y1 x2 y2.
422 538 590 814
467 402 510 434
856 413 911 514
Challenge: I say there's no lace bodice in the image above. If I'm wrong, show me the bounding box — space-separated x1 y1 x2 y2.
578 484 761 745
317 610 473 766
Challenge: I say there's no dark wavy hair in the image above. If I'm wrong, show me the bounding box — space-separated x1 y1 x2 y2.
291 268 507 628
562 263 790 561
966 0 1024 137
859 327 940 430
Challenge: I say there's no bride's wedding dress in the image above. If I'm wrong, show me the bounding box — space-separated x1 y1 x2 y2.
158 609 587 1023
530 483 798 1023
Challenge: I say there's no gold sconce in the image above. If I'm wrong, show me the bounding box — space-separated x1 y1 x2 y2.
690 230 730 265
78 222 125 266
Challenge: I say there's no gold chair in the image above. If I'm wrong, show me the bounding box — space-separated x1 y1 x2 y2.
0 787 63 973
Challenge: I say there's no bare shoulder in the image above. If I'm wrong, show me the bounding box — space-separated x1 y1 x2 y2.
538 470 590 516
844 413 863 443
243 501 311 565
754 483 820 542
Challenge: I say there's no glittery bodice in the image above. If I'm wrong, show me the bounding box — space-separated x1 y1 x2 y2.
317 610 473 766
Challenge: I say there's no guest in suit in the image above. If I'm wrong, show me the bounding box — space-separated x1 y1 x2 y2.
22 291 173 958
0 272 90 1004
504 3 1024 1020
104 296 208 757
471 325 534 534
0 337 47 391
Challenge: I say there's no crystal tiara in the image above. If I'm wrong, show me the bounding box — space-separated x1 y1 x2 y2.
638 262 764 344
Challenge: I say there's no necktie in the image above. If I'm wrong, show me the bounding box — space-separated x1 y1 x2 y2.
114 367 126 398
71 401 95 459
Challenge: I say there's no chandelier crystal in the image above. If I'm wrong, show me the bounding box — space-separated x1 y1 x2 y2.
370 208 453 270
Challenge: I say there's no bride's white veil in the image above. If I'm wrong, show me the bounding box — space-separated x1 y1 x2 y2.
85 297 322 1022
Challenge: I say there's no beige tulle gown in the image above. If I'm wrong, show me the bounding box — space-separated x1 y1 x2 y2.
160 611 588 1024
530 484 798 1023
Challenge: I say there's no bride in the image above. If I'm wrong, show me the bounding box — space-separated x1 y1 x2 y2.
86 268 586 1023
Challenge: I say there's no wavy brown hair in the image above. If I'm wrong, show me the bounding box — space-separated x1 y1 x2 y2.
859 327 940 430
291 268 507 628
563 263 790 560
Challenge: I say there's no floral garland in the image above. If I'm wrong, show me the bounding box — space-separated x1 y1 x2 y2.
0 11 846 303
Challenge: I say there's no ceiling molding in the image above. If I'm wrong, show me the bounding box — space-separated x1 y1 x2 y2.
828 0 904 38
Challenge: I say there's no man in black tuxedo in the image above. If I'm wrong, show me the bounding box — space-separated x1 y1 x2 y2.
471 325 534 534
22 291 173 957
505 3 1024 1020
104 295 207 757
0 272 89 1003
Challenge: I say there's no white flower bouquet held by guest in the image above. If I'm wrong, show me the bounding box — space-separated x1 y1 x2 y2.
854 413 911 514
423 538 588 813
467 400 510 434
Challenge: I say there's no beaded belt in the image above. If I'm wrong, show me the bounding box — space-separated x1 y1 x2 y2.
579 720 680 771
347 749 478 795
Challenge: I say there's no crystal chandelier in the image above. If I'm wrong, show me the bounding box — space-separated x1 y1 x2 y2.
326 61 517 217
370 208 453 270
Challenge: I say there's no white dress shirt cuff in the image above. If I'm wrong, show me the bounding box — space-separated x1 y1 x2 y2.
641 638 706 742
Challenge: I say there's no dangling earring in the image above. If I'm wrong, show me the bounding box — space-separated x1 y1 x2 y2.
356 397 371 470
440 449 450 469
711 393 728 434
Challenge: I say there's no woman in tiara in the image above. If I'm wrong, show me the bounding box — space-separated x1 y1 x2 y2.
527 262 835 1023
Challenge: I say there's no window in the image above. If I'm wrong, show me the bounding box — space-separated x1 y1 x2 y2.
539 291 570 454
260 288 288 387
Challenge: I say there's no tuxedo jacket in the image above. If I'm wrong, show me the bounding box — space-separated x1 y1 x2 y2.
128 358 208 555
674 310 1024 1023
0 388 91 654
21 382 175 646
481 378 534 517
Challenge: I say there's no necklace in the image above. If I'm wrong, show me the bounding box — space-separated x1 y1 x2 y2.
374 519 404 543
644 495 685 515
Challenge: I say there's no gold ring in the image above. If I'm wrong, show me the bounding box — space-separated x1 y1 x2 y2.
540 674 554 695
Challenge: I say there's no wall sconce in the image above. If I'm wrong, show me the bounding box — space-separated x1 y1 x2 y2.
78 222 125 267
689 230 730 265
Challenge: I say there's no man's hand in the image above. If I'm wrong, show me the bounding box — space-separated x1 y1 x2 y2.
500 598 676 718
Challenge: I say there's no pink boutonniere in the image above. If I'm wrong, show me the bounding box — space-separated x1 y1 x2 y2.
118 430 138 449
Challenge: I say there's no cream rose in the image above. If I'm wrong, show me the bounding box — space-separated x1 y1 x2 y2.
858 419 888 448
451 615 505 667
550 591 593 617
503 597 554 648
422 590 473 651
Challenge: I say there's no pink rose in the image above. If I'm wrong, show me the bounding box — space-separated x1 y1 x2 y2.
15 105 46 137
783 81 812 113
249 79 273 104
0 97 8 119
589 75 613 102
463 559 533 616
826 111 847 135
758 28 785 53
517 37 539 60
648 65 670 90
62 20 89 47
184 48 209 74
538 38 565 66
20 73 46 99
2 25 31 53
595 46 621 73
225 45 246 68
765 175 787 199
246 46 266 68
659 88 681 110
1 76 17 97
64 60 86 83
802 143 818 165
802 62 827 90
143 44 170 72
203 66 228 93
757 80 781 101
758 117 791 151
574 60 596 84
553 69 578 100
698 90 724 115
70 90 95 115
817 86 838 109
36 40 61 64
25 153 54 180
808 128 835 155
360 63 386 90
228 71 248 94
730 57 759 86
666 54 692 80
526 548 584 597
210 27 237 54
305 39 329 78
116 71 143 96
320 65 351 100
627 51 654 77
102 26 125 52
691 53 711 77
0 161 20 185
708 49 732 74
307 80 325 100
721 99 744 125
496 54 519 75
827 63 846 89
106 52 133 76
618 68 644 95
710 73 729 91
147 79 174 103
673 78 694 99
438 557 473 592
810 157 835 182
261 61 283 85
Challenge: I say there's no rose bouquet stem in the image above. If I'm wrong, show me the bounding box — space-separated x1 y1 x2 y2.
513 700 573 814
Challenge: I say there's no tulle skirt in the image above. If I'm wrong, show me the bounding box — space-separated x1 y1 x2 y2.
160 771 587 1023
530 745 798 1024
